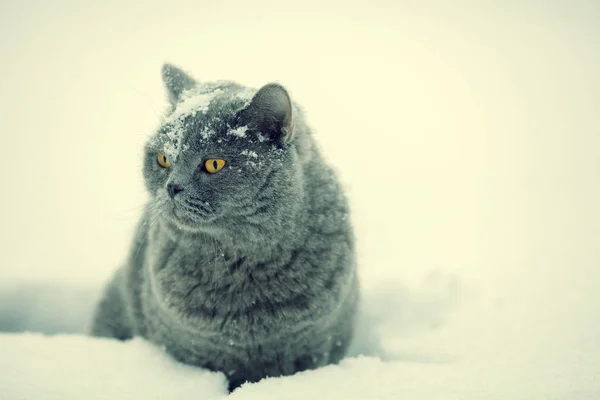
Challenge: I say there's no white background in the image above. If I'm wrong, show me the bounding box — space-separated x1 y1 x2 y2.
0 0 599 397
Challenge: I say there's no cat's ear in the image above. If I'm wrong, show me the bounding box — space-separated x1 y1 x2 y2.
162 63 197 105
245 83 294 144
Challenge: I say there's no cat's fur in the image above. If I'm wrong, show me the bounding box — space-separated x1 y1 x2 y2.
91 64 358 391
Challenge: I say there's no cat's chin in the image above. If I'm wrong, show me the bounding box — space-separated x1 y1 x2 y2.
163 207 221 234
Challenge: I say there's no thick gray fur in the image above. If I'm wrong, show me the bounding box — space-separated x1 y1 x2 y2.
90 64 359 391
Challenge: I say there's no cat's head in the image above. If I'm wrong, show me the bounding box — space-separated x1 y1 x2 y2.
143 64 305 241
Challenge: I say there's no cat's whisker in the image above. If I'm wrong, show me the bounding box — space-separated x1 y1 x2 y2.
131 86 164 121
248 271 276 313
113 203 151 220
211 237 218 271
148 213 160 230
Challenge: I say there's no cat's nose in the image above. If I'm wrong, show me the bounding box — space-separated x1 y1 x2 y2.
167 183 184 199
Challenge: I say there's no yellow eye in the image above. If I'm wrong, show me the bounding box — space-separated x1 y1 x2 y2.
205 159 226 174
157 153 171 168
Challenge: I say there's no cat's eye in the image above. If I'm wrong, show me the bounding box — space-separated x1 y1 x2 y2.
157 153 171 168
205 159 226 174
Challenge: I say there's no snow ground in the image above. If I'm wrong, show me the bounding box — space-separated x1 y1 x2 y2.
1 1 600 399
1 275 598 399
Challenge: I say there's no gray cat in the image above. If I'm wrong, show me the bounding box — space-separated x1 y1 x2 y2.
91 64 359 391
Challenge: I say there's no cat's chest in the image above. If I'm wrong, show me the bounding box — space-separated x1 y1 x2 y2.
144 233 265 316
138 228 347 347
146 232 222 272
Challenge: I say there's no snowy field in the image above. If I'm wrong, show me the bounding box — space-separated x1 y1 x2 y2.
1 1 599 399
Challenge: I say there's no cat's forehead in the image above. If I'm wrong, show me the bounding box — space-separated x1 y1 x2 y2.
169 81 255 121
151 82 257 161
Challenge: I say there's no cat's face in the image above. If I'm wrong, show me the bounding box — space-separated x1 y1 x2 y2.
143 66 302 239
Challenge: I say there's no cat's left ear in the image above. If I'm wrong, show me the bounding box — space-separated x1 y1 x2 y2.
162 63 197 105
245 83 294 144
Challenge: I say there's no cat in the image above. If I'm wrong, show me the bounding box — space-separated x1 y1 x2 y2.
91 64 359 391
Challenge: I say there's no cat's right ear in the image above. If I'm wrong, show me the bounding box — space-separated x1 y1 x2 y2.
243 83 295 145
162 63 197 105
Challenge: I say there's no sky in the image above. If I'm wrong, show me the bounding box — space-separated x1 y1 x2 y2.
1 0 596 286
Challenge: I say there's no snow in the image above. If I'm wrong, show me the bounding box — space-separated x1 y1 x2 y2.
159 88 223 160
241 149 258 158
165 88 224 125
0 334 226 399
0 283 100 334
2 1 600 399
1 277 598 399
235 87 256 105
230 126 248 138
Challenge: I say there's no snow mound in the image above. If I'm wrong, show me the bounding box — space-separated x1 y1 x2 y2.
0 283 101 334
165 88 224 124
0 333 226 399
0 277 465 399
1 275 599 399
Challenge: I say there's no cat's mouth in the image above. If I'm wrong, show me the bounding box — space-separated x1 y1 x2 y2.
165 203 219 231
